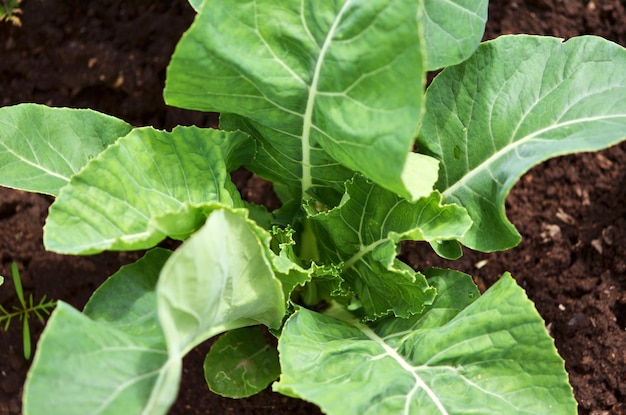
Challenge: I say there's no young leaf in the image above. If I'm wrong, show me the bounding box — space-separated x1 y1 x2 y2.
25 208 289 415
418 35 626 252
421 0 488 70
203 326 280 398
268 226 314 301
275 271 577 414
308 175 472 319
44 126 253 254
11 262 25 307
22 314 31 360
10 262 31 359
165 0 438 202
0 104 131 196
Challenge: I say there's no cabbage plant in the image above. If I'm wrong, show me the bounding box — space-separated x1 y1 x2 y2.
1 0 626 414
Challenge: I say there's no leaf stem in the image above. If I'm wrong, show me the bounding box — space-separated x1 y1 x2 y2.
300 0 353 201
341 239 388 271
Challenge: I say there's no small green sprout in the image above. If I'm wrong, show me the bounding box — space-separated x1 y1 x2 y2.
0 0 22 26
0 262 56 359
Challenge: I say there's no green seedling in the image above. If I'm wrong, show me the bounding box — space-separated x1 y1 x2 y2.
0 262 56 359
0 0 22 26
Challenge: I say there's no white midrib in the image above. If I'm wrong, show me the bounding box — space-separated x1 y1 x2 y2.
441 114 626 199
342 239 387 271
356 322 449 415
300 0 353 201
0 141 71 184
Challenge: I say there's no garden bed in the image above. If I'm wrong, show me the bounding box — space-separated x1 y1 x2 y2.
0 1 624 414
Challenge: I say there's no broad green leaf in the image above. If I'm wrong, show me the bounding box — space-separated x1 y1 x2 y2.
0 104 131 196
157 208 286 356
219 113 354 207
417 35 626 251
155 208 284 410
25 208 288 415
308 175 472 319
83 248 171 344
44 126 253 254
421 0 488 70
166 0 438 203
275 272 577 415
25 303 173 415
24 249 172 415
203 326 280 398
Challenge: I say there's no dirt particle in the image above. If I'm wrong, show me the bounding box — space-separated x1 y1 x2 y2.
601 225 617 245
591 238 603 254
556 208 576 225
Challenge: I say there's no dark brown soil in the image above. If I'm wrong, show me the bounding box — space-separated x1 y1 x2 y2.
1 1 625 414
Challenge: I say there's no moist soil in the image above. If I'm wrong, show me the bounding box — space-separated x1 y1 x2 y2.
0 1 625 414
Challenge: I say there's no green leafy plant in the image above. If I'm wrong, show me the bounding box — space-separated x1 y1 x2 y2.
0 0 625 413
0 262 56 360
0 0 22 26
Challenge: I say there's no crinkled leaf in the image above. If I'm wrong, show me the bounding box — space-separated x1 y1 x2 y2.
374 268 480 335
0 104 131 196
25 208 288 415
166 0 438 203
269 226 313 301
418 35 626 251
275 271 577 415
44 126 253 254
308 175 471 319
298 266 352 308
203 326 280 398
421 0 488 70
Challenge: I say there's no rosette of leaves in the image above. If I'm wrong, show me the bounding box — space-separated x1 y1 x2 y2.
1 0 626 414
